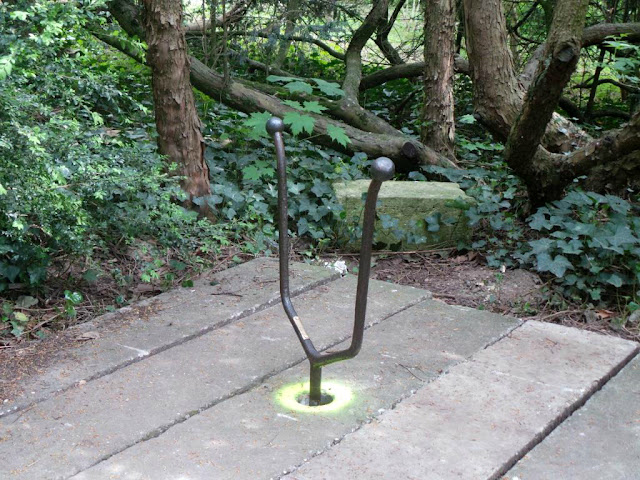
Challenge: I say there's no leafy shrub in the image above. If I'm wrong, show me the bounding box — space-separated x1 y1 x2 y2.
200 105 369 253
422 157 639 307
0 0 227 291
521 191 639 303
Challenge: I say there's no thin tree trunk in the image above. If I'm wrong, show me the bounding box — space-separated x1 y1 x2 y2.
274 0 301 68
504 0 589 205
142 0 210 208
342 0 389 102
421 0 457 160
375 0 406 65
463 0 523 139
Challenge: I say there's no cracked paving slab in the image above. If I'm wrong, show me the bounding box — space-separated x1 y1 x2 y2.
505 353 640 480
0 274 428 480
1 258 339 418
68 301 520 480
280 321 638 480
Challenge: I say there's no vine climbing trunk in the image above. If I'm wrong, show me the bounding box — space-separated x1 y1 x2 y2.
142 0 211 211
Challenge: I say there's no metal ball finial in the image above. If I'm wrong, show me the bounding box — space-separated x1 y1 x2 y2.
266 116 285 135
370 157 395 182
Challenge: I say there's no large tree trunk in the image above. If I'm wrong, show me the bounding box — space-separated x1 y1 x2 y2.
142 0 210 207
464 0 640 205
421 0 457 160
504 0 589 205
463 0 522 139
111 0 454 171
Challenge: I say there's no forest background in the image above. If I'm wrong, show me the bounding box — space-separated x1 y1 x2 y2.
1 0 639 344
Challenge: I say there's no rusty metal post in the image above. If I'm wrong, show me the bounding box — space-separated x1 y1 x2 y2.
267 116 394 406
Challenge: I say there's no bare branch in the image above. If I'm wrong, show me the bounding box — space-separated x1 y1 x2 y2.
342 0 389 101
225 30 346 60
360 55 469 90
375 0 406 65
183 0 252 32
520 22 640 87
573 77 640 94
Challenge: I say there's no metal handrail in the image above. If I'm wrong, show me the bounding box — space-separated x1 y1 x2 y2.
267 116 394 406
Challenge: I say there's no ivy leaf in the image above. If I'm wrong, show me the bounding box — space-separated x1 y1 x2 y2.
16 295 38 308
609 225 638 248
310 179 332 198
326 124 350 147
284 81 313 95
283 100 304 110
603 272 624 288
425 213 441 232
243 111 272 138
297 217 309 236
313 79 344 97
266 75 298 84
13 311 29 323
458 114 476 124
301 101 327 114
535 253 574 277
0 183 6 195
242 165 262 182
283 112 315 136
528 208 550 231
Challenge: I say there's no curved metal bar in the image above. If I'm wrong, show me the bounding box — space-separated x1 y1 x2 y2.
267 116 395 405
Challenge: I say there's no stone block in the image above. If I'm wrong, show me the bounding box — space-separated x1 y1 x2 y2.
334 180 473 250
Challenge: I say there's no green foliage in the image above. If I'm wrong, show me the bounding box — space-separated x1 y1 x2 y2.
259 75 349 147
266 76 345 98
520 191 639 302
202 104 368 252
283 111 315 135
425 154 639 308
326 124 350 147
0 0 228 292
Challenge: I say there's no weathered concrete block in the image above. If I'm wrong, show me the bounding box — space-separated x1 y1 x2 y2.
334 180 472 250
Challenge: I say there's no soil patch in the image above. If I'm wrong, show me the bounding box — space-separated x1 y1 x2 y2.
323 250 639 343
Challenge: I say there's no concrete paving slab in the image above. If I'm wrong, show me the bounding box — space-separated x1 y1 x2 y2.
506 353 640 480
0 276 427 480
70 300 520 480
0 258 338 417
280 322 638 480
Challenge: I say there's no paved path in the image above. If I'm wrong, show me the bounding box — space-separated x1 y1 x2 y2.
0 258 638 479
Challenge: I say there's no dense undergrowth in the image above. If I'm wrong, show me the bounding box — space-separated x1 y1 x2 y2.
1 0 638 343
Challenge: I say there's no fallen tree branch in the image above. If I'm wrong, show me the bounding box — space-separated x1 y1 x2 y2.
107 0 456 170
360 55 469 90
573 78 640 94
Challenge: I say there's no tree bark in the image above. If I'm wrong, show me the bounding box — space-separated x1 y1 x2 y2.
142 0 210 206
342 0 389 102
504 0 589 205
359 56 469 90
375 0 406 65
463 0 523 140
421 0 457 160
108 0 455 170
